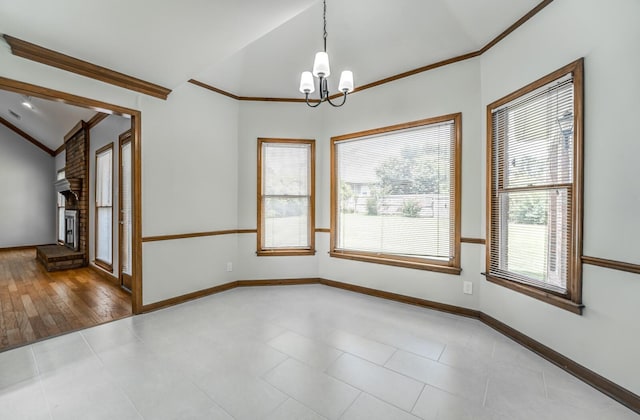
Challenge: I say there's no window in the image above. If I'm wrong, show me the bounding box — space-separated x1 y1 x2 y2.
330 114 461 273
56 169 65 244
257 138 315 256
95 144 113 271
486 59 583 314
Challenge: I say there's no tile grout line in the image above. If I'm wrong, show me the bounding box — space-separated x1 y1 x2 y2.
30 345 54 420
410 383 427 414
337 391 362 419
79 332 145 420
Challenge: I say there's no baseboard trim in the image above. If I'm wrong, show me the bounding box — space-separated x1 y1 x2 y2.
0 244 49 251
138 277 640 414
319 278 480 318
88 263 119 285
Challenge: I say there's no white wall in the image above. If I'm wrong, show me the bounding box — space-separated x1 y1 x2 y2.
479 0 640 395
88 114 131 274
140 82 240 304
0 124 55 247
235 101 323 280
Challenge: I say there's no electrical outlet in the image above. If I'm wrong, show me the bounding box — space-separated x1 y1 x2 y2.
463 281 473 295
226 262 233 272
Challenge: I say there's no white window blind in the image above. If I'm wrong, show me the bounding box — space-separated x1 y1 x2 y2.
96 147 113 266
260 141 313 250
490 76 574 293
334 118 458 266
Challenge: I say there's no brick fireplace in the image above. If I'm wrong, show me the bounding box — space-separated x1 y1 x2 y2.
37 122 90 271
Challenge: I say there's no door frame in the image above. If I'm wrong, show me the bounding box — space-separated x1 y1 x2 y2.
0 76 144 314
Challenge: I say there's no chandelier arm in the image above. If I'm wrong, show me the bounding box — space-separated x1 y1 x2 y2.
305 92 323 108
326 91 348 107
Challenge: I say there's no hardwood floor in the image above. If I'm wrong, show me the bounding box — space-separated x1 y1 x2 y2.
0 248 131 351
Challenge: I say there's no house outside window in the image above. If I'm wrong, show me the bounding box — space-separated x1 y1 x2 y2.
330 114 462 273
257 138 315 256
486 59 584 314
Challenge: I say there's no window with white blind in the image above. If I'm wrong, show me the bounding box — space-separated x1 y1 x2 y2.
486 59 584 314
257 138 315 256
330 114 461 273
56 169 65 244
95 144 113 271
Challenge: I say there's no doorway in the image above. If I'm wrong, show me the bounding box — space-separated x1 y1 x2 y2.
0 77 143 315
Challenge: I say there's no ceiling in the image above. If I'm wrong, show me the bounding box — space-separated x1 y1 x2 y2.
0 0 542 149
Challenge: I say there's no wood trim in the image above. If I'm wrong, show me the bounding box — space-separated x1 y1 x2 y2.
319 278 479 318
142 229 257 243
257 138 315 256
141 281 239 312
484 273 583 315
352 51 481 96
64 120 84 143
480 312 640 414
87 112 109 129
236 278 320 287
479 0 555 54
3 35 171 100
134 277 639 414
93 259 113 274
315 228 330 233
54 143 66 156
0 115 55 156
189 2 553 102
330 113 462 275
485 59 584 313
188 79 240 100
582 256 640 275
461 237 485 244
88 262 118 285
0 244 48 251
0 76 143 316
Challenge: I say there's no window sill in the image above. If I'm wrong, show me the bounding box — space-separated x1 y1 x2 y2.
94 259 113 273
483 273 583 315
330 250 461 275
257 249 316 257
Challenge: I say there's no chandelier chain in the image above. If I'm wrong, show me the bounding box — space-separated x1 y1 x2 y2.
323 0 327 52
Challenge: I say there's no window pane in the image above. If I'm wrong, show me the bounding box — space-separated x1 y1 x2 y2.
96 207 112 264
498 189 568 291
264 197 309 248
263 144 309 196
335 121 455 260
96 149 112 207
121 141 132 275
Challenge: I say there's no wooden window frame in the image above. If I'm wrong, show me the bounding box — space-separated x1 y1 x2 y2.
94 143 114 272
257 138 316 256
330 114 462 274
485 59 584 314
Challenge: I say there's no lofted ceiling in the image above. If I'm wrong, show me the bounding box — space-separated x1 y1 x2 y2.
0 0 542 149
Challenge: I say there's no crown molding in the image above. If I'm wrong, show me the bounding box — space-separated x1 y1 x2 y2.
3 35 172 100
0 114 54 156
190 0 554 102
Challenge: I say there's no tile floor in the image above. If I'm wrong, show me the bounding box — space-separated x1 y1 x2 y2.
0 284 637 420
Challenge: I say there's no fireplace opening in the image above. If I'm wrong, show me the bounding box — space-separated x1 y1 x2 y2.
64 209 79 251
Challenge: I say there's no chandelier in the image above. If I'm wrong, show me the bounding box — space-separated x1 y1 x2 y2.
299 0 354 107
